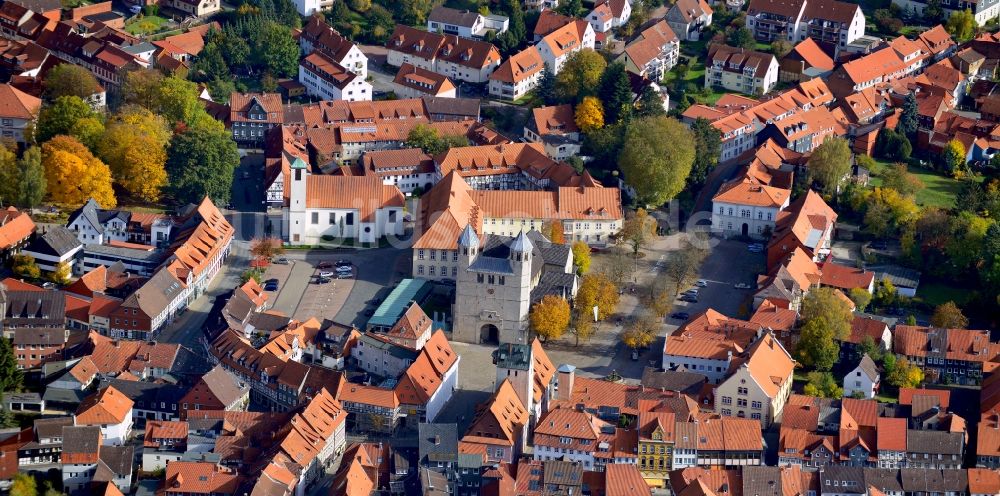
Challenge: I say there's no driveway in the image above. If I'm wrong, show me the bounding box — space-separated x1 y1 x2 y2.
667 238 765 319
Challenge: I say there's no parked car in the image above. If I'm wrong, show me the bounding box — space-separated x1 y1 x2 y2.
319 271 335 278
336 273 353 279
670 312 690 320
631 350 639 361
264 279 279 291
273 257 290 265
747 243 764 252
315 277 332 284
734 283 751 289
695 279 708 287
317 261 333 269
679 295 698 303
335 260 351 268
129 4 142 14
682 289 699 296
336 266 352 273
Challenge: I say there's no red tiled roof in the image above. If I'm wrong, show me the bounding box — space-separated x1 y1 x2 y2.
75 385 133 425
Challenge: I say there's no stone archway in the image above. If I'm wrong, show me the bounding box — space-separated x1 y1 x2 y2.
480 324 499 344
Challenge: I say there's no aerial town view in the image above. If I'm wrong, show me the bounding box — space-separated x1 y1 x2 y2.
0 0 998 492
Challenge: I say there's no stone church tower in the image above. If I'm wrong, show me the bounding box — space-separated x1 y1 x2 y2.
451 225 533 345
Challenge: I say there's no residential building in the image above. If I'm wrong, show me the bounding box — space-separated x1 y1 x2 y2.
74 386 133 445
161 0 219 17
361 148 437 195
661 309 762 383
893 325 992 385
12 328 67 370
299 50 373 102
164 462 241 496
141 420 187 471
418 422 458 482
666 0 713 41
891 0 1000 25
536 19 595 74
386 25 502 83
433 142 594 190
714 332 795 427
0 83 39 144
620 20 680 82
489 46 545 101
392 63 457 99
178 365 249 419
745 0 865 49
767 190 837 268
904 430 965 468
711 177 791 239
533 407 637 472
66 199 174 247
284 162 405 245
523 104 581 161
61 426 102 494
299 15 367 78
843 354 880 399
338 383 402 433
637 411 676 488
706 45 779 95
230 92 283 148
0 206 34 260
20 226 82 273
458 379 529 464
780 38 835 82
427 6 508 38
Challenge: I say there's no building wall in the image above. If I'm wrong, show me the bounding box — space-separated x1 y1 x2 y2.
425 358 460 422
0 116 34 144
299 65 373 102
15 342 65 369
661 354 731 384
842 368 877 399
715 367 788 427
141 450 182 472
712 200 784 239
452 246 533 345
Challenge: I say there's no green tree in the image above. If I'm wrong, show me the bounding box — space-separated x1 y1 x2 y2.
69 117 105 150
873 277 898 309
875 128 912 162
887 358 923 388
529 295 571 341
800 287 853 341
555 50 607 102
406 124 467 156
191 42 229 81
662 242 706 296
770 39 793 58
924 0 944 24
49 261 71 285
946 8 976 42
16 147 45 209
796 317 841 371
571 240 591 274
943 139 967 177
930 301 969 328
598 62 633 124
43 64 101 101
537 66 559 105
10 473 36 496
253 23 300 78
619 116 695 206
808 137 852 193
503 0 526 42
635 86 666 118
396 0 433 25
0 145 17 206
803 371 843 398
689 118 722 187
881 163 924 197
165 126 239 205
728 27 755 50
556 0 582 16
36 96 96 144
849 288 872 312
97 106 171 201
897 93 919 140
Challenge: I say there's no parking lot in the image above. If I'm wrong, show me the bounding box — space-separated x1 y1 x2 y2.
259 248 409 326
664 238 767 325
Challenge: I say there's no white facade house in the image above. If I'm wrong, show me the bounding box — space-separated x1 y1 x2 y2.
619 21 680 82
291 0 330 16
300 16 368 78
706 45 779 95
0 84 40 145
488 46 546 101
284 161 406 245
21 225 83 273
711 179 791 239
427 6 509 38
745 0 866 49
713 333 794 428
424 354 460 422
843 354 880 399
299 51 372 102
536 21 596 75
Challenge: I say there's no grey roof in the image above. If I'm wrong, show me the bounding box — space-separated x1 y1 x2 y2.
248 311 292 332
4 291 66 328
855 354 880 380
530 270 576 303
120 267 185 319
899 469 967 493
6 392 41 403
421 96 480 118
94 445 134 481
457 453 482 468
420 468 451 496
94 207 128 226
84 243 167 263
42 387 87 405
458 224 479 248
358 333 420 361
905 430 964 455
118 41 153 55
418 422 458 465
863 468 904 493
66 198 103 234
34 416 73 440
428 6 481 28
742 466 782 496
492 342 531 370
12 328 65 346
62 425 101 456
24 225 82 257
558 364 575 373
468 256 513 274
525 230 571 269
640 367 708 395
510 231 533 253
869 264 921 289
820 466 866 495
199 365 249 408
99 378 187 412
543 460 583 488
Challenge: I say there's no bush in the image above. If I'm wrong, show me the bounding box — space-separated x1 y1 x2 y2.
142 4 158 16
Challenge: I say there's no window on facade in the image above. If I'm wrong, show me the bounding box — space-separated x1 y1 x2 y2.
311 212 319 224
345 213 354 225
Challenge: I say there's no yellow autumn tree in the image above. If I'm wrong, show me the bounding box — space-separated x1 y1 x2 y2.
574 96 604 133
41 135 116 208
529 295 571 341
575 273 619 321
97 106 170 201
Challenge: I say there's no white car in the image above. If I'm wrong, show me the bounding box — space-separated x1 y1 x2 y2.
318 271 335 278
129 4 142 13
734 283 751 289
695 279 708 287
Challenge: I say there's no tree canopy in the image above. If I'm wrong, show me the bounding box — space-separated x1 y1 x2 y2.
36 96 97 144
619 116 695 206
43 64 101 101
98 106 171 201
574 97 605 134
41 135 116 208
575 273 619 321
165 126 239 205
529 295 571 341
555 50 607 102
808 137 852 193
930 301 969 328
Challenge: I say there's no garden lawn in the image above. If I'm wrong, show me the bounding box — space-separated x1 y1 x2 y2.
915 281 974 307
868 159 979 209
125 15 168 35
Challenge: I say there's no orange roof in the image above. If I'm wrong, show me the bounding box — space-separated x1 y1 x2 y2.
339 383 399 409
531 339 555 405
1 277 42 291
894 325 992 362
898 388 950 408
489 46 544 84
305 175 404 222
541 20 587 58
531 104 579 136
0 207 34 250
841 47 906 85
461 378 528 446
623 20 678 70
144 420 188 447
75 385 133 425
713 177 790 208
165 462 240 495
845 315 888 345
740 332 794 398
749 301 797 331
876 417 906 451
818 262 874 290
394 62 456 95
979 415 1000 457
968 468 1000 495
230 92 282 123
69 356 99 384
605 463 651 496
66 265 108 297
788 38 834 72
695 416 764 451
0 84 41 120
238 278 268 307
330 444 377 496
395 330 457 405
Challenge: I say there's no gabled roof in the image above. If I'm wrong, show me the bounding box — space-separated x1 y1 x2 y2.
460 378 528 447
489 45 543 85
530 104 579 136
0 83 40 120
75 385 133 425
714 177 790 208
736 332 794 398
623 20 678 70
786 38 834 72
304 175 404 221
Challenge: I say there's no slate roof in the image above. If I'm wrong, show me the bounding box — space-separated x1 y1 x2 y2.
905 430 964 455
855 354 879 380
418 422 458 465
24 225 81 257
